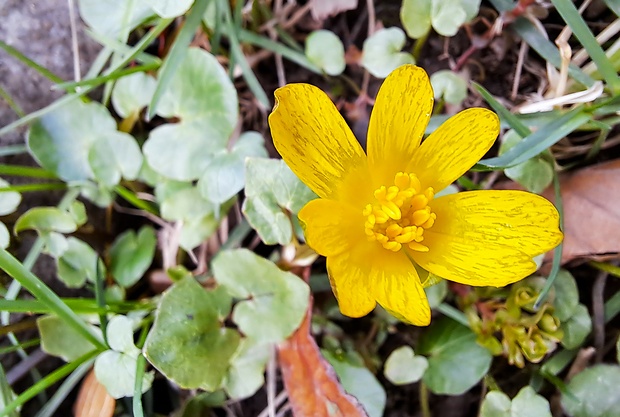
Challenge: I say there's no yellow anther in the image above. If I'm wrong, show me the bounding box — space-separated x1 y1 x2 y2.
383 241 402 252
409 174 421 192
385 223 403 238
381 202 401 220
374 186 387 200
412 209 431 226
386 186 399 201
374 210 389 224
394 172 410 189
408 241 429 252
363 172 436 253
410 194 428 211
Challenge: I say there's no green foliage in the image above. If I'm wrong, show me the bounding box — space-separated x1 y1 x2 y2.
561 365 620 417
499 130 554 193
242 158 316 245
144 276 240 391
37 315 101 361
480 386 552 417
418 317 492 395
430 70 468 105
109 226 157 288
383 346 428 385
212 249 310 344
143 47 238 181
94 315 153 398
401 0 481 38
56 237 105 288
305 30 346 76
323 350 387 417
361 27 414 78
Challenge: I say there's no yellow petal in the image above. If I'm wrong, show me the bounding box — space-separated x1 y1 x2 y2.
431 190 563 256
367 65 434 187
407 108 499 191
327 243 431 325
411 190 563 286
298 199 364 257
269 84 372 207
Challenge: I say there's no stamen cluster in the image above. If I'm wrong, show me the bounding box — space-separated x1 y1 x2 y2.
363 172 437 252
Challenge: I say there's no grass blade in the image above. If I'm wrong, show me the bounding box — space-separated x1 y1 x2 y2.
552 0 620 91
478 106 591 168
0 165 57 179
472 82 531 137
0 40 64 85
0 248 106 350
0 351 98 417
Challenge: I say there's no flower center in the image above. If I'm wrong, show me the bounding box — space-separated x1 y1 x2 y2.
363 172 437 253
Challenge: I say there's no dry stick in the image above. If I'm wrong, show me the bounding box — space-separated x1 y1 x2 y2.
256 391 288 417
266 347 277 417
271 0 287 86
511 40 529 100
67 0 81 82
592 269 608 363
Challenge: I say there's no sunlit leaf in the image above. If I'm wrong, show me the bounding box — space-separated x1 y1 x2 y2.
144 276 240 391
143 48 238 181
212 249 309 344
0 178 21 216
306 30 346 76
111 72 157 118
430 70 468 105
361 27 414 78
400 0 432 39
78 0 153 38
56 237 105 288
242 158 316 245
223 338 271 400
384 346 428 385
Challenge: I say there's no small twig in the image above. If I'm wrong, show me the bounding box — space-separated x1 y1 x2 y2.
511 40 528 100
592 269 608 363
566 347 595 381
67 0 81 82
267 347 277 417
419 381 431 417
256 390 288 417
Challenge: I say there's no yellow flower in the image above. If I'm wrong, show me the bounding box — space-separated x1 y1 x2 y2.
268 65 563 326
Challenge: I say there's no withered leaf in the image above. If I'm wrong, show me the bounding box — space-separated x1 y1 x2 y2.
74 369 116 417
309 0 358 21
277 300 369 417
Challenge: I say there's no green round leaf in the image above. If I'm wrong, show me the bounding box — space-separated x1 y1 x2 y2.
112 72 157 118
143 48 238 181
384 346 429 385
500 130 554 194
78 0 153 38
198 132 267 204
56 237 104 288
552 269 579 322
480 391 512 417
461 0 482 21
401 0 432 39
15 207 77 234
110 226 157 288
37 315 101 361
362 27 415 78
323 350 387 417
430 70 468 105
223 338 271 400
419 317 492 395
94 350 153 399
212 249 310 344
560 303 592 349
242 158 316 245
305 30 346 76
142 0 194 18
511 386 552 417
106 315 139 355
144 276 241 391
424 279 448 309
28 100 141 185
0 223 9 249
562 365 620 417
431 0 467 37
0 178 21 216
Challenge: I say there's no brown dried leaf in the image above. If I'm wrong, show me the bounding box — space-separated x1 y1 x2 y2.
309 0 358 21
545 159 620 264
277 299 368 417
74 369 115 417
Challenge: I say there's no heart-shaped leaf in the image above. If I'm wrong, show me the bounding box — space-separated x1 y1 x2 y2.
361 27 414 78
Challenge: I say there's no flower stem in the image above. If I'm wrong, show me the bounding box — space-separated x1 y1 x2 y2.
419 381 431 417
